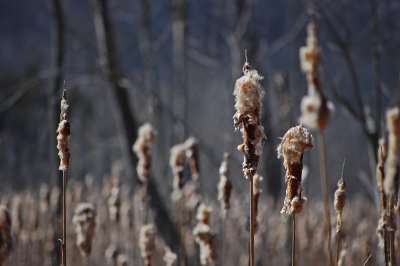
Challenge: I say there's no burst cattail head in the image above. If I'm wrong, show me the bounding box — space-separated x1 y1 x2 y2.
133 123 156 183
107 177 120 223
0 205 13 265
57 89 70 171
72 202 96 257
277 125 313 214
299 14 333 131
196 203 212 225
193 206 217 265
184 137 200 180
384 107 400 195
139 224 156 266
218 153 233 217
163 246 177 266
233 58 266 180
170 143 186 191
334 178 346 232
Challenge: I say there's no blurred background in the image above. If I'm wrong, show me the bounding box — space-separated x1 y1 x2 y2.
1 0 400 204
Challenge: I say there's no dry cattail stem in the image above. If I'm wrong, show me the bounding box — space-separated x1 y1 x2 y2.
139 224 156 266
218 153 233 218
57 87 70 266
0 205 13 266
184 137 200 181
252 174 263 228
233 56 265 266
193 203 217 265
72 203 96 258
133 123 156 183
299 14 333 131
277 125 313 214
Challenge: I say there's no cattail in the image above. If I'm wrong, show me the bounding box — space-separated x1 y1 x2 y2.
107 177 120 223
334 178 346 233
170 143 187 200
184 137 200 180
10 196 22 237
72 202 96 257
0 205 13 266
164 246 178 266
376 138 387 210
383 107 399 195
277 125 313 214
299 14 333 131
218 153 233 217
139 224 156 266
133 123 156 183
233 59 266 180
193 203 217 265
57 89 70 171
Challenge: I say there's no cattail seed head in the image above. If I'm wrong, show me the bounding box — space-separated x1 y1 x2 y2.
139 224 156 266
384 107 400 195
233 60 266 181
184 137 200 180
170 143 186 189
163 246 177 266
299 16 333 131
72 202 96 257
193 203 217 265
334 178 346 232
0 205 13 265
217 153 233 217
133 123 156 183
277 125 313 214
107 177 120 223
376 138 387 210
57 89 70 171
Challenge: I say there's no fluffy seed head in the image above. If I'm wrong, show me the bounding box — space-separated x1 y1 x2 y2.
164 247 177 266
57 89 70 171
277 125 313 169
133 123 156 183
291 196 306 214
184 137 200 180
170 143 186 195
196 203 212 225
384 107 400 195
217 153 233 217
72 202 96 257
139 224 156 266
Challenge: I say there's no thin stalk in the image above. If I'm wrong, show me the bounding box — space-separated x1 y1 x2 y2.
62 170 67 266
335 230 340 266
318 131 333 266
249 177 255 266
292 214 296 266
223 216 227 266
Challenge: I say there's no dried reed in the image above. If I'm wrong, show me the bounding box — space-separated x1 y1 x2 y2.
277 125 313 266
233 53 265 266
299 12 334 265
334 160 346 266
57 87 70 266
139 224 156 266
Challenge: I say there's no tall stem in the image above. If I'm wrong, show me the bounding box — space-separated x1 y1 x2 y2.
62 170 67 266
223 216 227 266
335 230 340 266
249 177 255 266
318 131 333 266
292 214 296 266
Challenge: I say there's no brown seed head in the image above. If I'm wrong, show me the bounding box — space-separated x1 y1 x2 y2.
72 202 96 257
384 107 400 195
139 224 156 266
133 123 156 183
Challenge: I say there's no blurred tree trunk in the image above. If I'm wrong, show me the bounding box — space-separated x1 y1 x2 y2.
172 0 188 142
49 0 65 264
88 0 179 250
